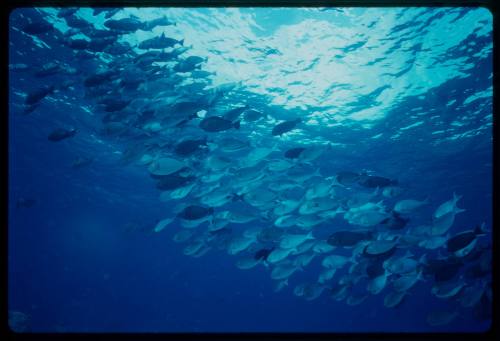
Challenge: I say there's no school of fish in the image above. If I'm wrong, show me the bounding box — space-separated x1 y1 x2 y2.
11 8 492 328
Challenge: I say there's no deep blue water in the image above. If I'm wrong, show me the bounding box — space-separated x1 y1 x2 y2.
8 7 492 333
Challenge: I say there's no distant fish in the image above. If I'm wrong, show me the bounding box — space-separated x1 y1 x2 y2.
25 85 55 105
223 105 249 121
199 116 240 132
142 16 176 30
358 174 398 188
104 17 144 32
177 205 214 220
272 118 301 136
47 128 77 142
174 138 207 156
284 147 305 159
138 33 183 49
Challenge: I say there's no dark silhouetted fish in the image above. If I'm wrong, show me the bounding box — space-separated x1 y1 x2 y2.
143 16 176 30
155 175 194 191
177 205 214 220
174 138 207 156
104 17 144 32
200 116 240 132
48 128 77 142
138 33 183 49
358 175 397 188
174 60 201 73
272 118 301 136
25 85 55 105
447 225 487 253
223 105 248 121
284 147 305 159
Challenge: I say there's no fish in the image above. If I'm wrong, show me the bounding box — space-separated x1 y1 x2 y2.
177 205 214 220
104 17 145 32
383 291 407 308
228 236 255 255
367 270 389 295
284 147 305 159
335 171 360 186
321 254 353 269
174 138 207 156
271 118 301 136
358 175 397 188
280 232 314 249
138 33 183 49
433 192 465 219
392 270 424 292
267 247 297 264
446 224 487 255
25 85 55 105
148 157 186 176
393 198 429 214
47 128 77 142
142 16 176 30
199 116 240 132
153 217 174 232
271 263 301 280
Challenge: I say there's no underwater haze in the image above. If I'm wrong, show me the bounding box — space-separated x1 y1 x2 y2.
8 7 493 333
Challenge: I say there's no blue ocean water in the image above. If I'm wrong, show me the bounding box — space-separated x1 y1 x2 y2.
8 7 492 333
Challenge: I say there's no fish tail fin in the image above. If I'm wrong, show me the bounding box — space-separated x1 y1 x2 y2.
233 120 240 130
306 231 314 240
179 39 184 46
418 253 427 264
284 278 289 286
